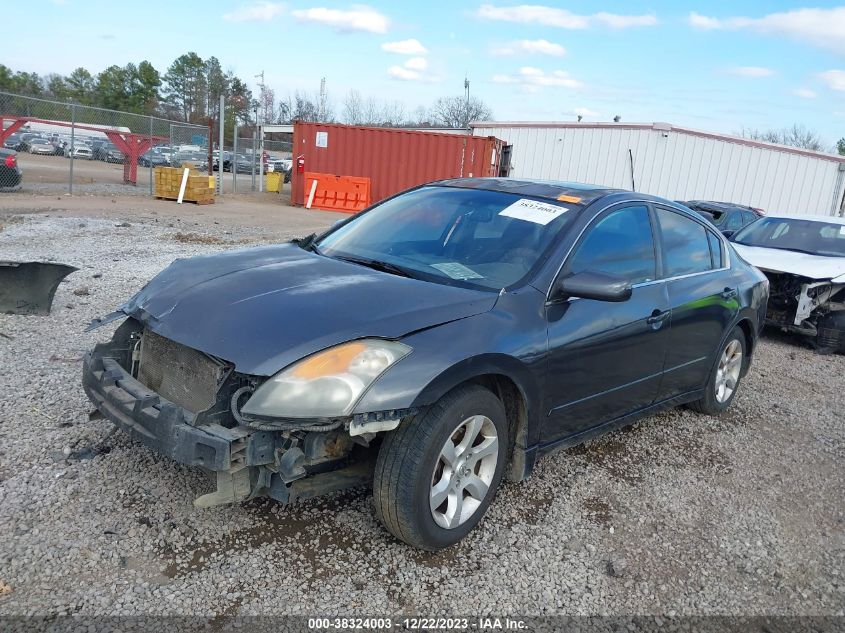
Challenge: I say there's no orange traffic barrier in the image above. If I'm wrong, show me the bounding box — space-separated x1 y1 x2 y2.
303 172 371 214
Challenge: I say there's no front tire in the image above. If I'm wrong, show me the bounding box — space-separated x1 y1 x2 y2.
373 385 508 550
689 326 746 415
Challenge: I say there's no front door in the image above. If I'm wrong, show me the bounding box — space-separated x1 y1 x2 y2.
542 204 670 442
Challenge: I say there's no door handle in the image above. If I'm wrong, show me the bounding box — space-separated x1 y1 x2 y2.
720 287 738 300
646 309 670 328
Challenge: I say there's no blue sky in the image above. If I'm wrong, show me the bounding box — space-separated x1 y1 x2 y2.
5 1 845 146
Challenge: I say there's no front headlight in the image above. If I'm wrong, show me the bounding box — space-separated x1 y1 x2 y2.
240 339 412 419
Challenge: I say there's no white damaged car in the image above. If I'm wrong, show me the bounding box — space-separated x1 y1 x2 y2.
731 213 845 352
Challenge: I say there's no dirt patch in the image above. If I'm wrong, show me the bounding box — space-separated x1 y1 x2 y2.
0 214 23 232
171 231 224 245
582 496 613 525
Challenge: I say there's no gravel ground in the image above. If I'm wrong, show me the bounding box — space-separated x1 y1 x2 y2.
0 212 843 617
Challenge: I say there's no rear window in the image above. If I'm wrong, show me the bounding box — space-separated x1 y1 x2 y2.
656 208 714 277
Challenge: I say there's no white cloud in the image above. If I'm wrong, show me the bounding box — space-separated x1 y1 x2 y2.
492 66 582 91
223 2 285 22
381 39 427 55
387 56 435 82
793 88 817 99
292 5 389 34
404 57 428 71
573 107 599 117
388 66 420 81
729 66 774 78
477 4 657 29
593 11 658 28
492 39 566 57
687 8 845 54
688 12 722 29
820 70 845 91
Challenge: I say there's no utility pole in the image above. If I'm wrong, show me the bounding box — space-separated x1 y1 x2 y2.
319 77 326 122
255 71 266 123
464 75 470 131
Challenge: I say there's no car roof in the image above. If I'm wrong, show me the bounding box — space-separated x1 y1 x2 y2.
685 200 755 212
761 213 845 225
433 177 625 205
430 177 702 212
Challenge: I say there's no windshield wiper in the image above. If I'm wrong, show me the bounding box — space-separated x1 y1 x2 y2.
334 255 416 278
291 233 322 255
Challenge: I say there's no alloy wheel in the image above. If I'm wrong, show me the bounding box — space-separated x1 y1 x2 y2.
430 415 499 529
715 339 742 403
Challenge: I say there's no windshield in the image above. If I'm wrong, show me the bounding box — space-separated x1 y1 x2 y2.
733 217 845 258
316 185 576 290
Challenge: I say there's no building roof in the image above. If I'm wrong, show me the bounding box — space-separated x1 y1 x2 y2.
469 121 845 164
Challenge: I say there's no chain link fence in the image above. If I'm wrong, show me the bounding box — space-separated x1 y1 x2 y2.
211 136 294 193
0 91 208 195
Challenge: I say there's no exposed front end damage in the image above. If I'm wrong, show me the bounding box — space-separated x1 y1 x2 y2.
83 318 415 507
762 270 845 350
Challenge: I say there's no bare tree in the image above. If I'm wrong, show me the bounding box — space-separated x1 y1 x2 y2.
739 124 825 151
342 89 365 125
277 91 334 123
429 96 493 129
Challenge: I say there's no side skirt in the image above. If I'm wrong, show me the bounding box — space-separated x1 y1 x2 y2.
514 389 704 479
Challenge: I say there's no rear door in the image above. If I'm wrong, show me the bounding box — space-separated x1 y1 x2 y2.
542 204 670 442
654 206 739 398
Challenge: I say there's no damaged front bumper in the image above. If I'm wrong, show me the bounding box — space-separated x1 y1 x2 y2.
82 351 373 507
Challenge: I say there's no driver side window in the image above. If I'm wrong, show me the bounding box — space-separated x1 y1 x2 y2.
566 206 656 285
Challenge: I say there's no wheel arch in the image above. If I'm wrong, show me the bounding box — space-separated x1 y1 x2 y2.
410 354 540 482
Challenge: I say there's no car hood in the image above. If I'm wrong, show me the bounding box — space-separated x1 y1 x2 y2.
101 244 497 375
732 244 845 281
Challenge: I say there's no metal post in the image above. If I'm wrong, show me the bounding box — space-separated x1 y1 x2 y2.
69 103 75 195
148 116 154 195
218 94 225 195
251 129 256 191
258 124 264 193
232 122 238 193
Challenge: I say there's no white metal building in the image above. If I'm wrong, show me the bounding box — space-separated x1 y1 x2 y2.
471 121 845 216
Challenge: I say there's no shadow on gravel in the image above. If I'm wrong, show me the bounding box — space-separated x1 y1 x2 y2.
160 490 368 579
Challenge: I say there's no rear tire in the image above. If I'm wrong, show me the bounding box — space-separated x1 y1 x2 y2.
689 326 746 415
373 385 508 550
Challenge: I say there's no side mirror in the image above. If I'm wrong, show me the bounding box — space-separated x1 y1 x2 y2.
721 229 735 238
551 270 633 303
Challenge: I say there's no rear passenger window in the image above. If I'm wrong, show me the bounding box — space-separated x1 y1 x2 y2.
567 205 656 284
726 212 744 231
707 231 723 268
656 208 714 277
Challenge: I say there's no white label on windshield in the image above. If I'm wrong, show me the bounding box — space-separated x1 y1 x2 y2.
840 226 845 236
499 198 568 225
431 262 483 280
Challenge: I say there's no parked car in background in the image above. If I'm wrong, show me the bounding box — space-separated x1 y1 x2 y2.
104 147 125 164
171 151 208 171
683 201 764 237
93 142 121 162
234 153 265 174
27 138 56 155
267 158 291 173
731 214 845 352
212 150 232 172
83 178 767 550
64 143 93 160
3 133 23 150
138 150 169 167
0 148 22 191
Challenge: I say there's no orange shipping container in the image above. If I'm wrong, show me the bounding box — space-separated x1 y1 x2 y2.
291 122 504 209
